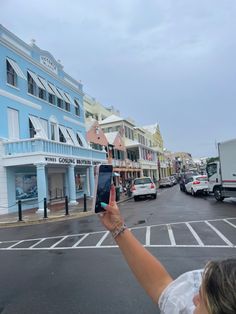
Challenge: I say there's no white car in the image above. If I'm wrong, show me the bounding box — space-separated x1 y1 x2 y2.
159 177 173 187
132 177 157 201
185 175 209 196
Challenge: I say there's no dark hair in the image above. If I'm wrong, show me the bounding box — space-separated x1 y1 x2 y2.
202 259 236 314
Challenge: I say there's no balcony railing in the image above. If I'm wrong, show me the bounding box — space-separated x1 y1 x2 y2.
3 138 106 160
111 159 140 169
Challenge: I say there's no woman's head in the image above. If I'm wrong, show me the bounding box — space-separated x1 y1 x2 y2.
200 258 236 314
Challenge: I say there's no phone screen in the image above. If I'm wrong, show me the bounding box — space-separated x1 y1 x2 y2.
95 165 113 213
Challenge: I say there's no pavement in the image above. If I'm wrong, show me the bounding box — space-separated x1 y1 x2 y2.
0 193 132 228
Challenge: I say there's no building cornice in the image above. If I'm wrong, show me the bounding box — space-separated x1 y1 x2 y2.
0 34 84 97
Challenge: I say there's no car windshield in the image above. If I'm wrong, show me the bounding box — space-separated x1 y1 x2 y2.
134 178 152 185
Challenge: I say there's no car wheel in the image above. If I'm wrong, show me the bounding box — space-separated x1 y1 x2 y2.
134 196 138 202
191 188 196 197
153 194 157 199
214 186 224 201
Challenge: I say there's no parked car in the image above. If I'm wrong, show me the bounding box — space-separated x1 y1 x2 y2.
159 177 173 188
131 177 157 201
179 171 199 192
185 175 209 196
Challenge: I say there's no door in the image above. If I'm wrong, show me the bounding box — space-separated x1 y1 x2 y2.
206 163 219 192
48 173 64 200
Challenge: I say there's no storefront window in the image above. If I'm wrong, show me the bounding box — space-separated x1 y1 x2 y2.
15 174 38 200
75 171 87 195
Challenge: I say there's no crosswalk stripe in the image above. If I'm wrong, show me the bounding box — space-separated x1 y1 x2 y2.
224 219 236 228
7 240 24 249
205 221 234 247
72 234 89 247
185 223 204 246
167 224 176 246
50 236 68 248
1 218 235 250
145 226 151 246
96 231 109 247
29 238 46 249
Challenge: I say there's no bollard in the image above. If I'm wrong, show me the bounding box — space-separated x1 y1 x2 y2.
43 198 48 219
83 193 87 212
18 200 23 221
65 196 69 216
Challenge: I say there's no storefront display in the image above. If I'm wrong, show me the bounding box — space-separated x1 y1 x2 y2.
15 174 38 200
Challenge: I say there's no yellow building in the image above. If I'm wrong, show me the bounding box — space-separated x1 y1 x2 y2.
83 94 120 122
142 124 169 179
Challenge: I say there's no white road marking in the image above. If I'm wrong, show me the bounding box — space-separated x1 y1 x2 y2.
50 236 68 249
224 219 236 228
29 238 46 248
145 226 151 246
185 223 204 246
0 217 235 250
205 221 234 247
96 231 109 247
72 234 89 248
167 224 176 246
7 240 24 249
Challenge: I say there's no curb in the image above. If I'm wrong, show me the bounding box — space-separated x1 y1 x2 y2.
0 196 133 228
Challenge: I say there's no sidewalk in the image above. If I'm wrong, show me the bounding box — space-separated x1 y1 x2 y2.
0 193 132 228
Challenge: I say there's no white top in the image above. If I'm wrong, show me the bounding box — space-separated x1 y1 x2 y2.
158 269 203 314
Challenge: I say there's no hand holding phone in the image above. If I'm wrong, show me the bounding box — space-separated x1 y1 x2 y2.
93 164 113 213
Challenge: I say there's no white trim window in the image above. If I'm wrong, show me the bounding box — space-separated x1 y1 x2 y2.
6 58 26 87
27 72 36 96
50 122 58 141
6 60 17 87
59 125 73 145
40 118 49 138
7 108 19 140
76 131 88 147
74 99 80 116
29 115 48 139
66 128 79 146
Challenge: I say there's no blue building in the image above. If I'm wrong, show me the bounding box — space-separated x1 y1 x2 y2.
0 25 106 214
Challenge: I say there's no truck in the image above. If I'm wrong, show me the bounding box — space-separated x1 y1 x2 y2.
206 138 236 201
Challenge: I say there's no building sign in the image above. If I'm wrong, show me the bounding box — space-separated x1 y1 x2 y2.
44 156 94 165
40 55 58 74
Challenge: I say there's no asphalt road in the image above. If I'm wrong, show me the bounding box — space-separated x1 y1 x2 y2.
0 185 236 314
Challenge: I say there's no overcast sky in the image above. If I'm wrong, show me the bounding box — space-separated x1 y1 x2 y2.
1 0 236 157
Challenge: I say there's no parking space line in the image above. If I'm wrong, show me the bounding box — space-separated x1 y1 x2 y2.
205 221 234 247
185 223 204 246
29 238 46 248
145 226 151 246
167 224 176 246
7 240 24 249
96 231 109 247
72 234 89 247
224 219 236 228
50 236 68 248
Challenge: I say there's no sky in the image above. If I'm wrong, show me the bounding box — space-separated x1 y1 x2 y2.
1 0 236 158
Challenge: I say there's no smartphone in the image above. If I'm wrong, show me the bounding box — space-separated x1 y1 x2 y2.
93 164 113 213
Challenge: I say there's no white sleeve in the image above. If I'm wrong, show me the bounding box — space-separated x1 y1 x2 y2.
158 269 203 314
